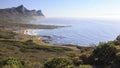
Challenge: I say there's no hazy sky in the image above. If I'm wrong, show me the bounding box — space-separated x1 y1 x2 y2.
0 0 120 19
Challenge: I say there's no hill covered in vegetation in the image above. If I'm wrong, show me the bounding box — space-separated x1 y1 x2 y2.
1 27 120 68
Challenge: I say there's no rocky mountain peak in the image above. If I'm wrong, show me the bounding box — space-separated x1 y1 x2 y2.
16 5 26 14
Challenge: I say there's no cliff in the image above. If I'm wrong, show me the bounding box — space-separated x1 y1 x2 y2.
0 5 45 23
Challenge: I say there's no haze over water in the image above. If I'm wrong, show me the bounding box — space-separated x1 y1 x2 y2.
28 18 120 46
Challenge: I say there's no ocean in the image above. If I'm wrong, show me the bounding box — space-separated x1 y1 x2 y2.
28 18 120 46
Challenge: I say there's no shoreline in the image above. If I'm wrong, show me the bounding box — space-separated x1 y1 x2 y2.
24 29 89 47
15 29 80 51
0 22 60 46
1 22 88 49
0 22 91 51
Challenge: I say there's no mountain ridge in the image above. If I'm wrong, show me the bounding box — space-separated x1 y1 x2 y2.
0 5 45 23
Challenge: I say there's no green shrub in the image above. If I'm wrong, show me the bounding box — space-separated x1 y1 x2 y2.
66 52 79 59
23 62 42 68
44 57 73 68
0 57 25 68
116 35 120 41
79 65 93 68
79 53 90 64
73 57 82 67
113 35 120 45
89 42 117 67
116 52 120 61
116 52 120 66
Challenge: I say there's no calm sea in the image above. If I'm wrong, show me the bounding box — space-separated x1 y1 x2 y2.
28 18 120 46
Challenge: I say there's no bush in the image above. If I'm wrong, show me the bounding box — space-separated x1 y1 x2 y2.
73 57 82 67
116 35 120 41
79 53 90 64
116 52 120 61
79 65 93 68
0 57 25 68
89 42 117 67
23 62 42 68
44 57 73 68
66 52 79 59
114 35 120 45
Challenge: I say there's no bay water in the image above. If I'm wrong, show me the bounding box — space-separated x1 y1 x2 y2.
28 18 120 46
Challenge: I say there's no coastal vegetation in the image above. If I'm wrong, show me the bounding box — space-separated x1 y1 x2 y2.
0 28 120 68
0 29 74 68
0 22 61 31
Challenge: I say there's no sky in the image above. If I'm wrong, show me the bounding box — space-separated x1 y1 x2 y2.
0 0 120 19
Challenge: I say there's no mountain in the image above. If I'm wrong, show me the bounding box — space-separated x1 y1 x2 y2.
0 5 45 23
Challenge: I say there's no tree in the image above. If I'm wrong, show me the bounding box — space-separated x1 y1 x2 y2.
89 42 117 67
116 35 120 41
114 35 120 45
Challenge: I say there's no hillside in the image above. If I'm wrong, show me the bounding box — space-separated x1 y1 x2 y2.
2 27 120 68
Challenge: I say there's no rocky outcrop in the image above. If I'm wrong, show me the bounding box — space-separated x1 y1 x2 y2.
0 5 45 23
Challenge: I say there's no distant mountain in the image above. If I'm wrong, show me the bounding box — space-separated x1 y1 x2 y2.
0 5 45 23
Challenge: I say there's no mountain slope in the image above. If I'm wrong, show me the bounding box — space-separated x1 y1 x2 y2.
0 5 45 23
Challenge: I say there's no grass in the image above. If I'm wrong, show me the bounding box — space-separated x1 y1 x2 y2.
0 29 16 39
16 34 55 46
79 65 93 68
0 29 73 64
0 39 73 60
